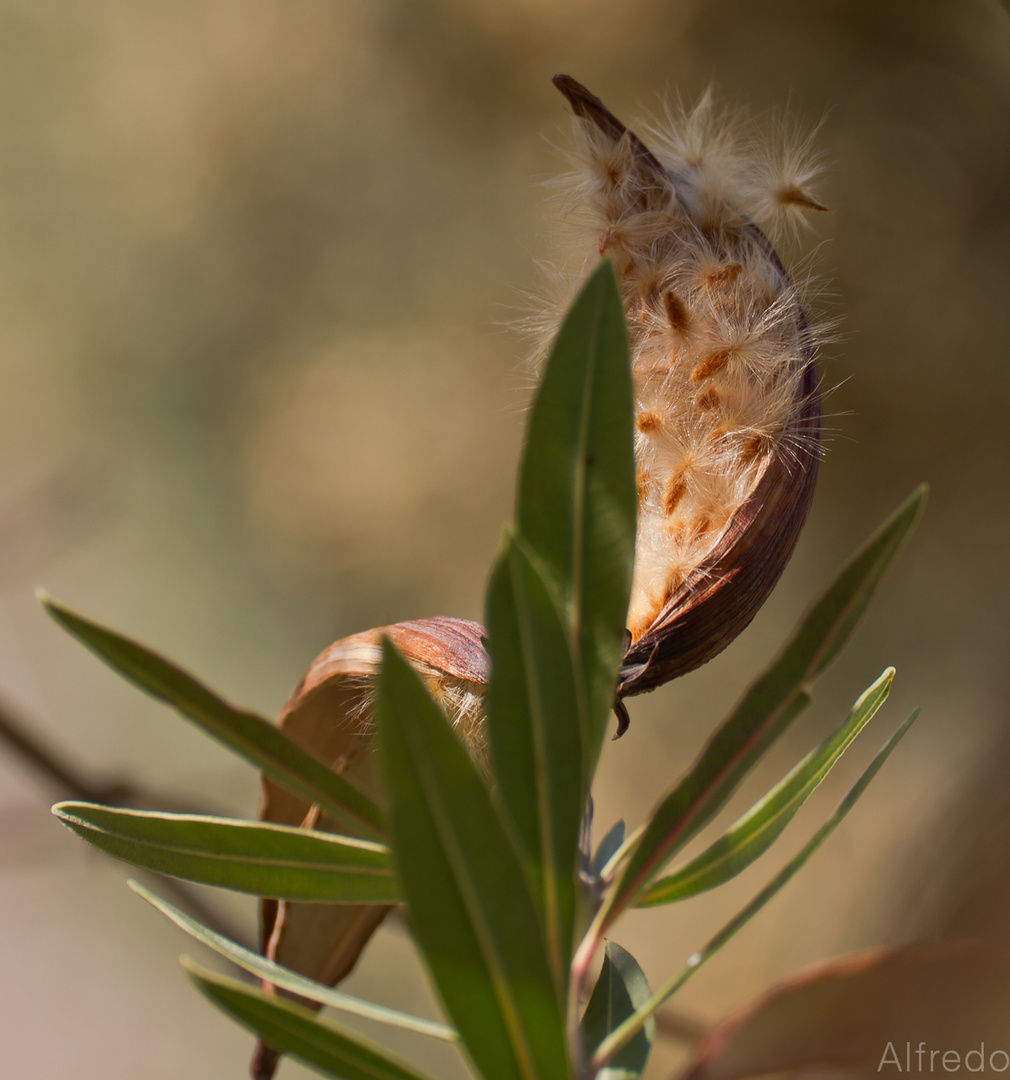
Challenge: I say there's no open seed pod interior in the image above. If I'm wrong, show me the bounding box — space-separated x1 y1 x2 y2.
550 76 823 697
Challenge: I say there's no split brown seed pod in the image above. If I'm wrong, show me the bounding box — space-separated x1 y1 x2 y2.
252 617 487 1080
549 76 823 696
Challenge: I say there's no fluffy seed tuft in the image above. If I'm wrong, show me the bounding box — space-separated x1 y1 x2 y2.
548 76 825 654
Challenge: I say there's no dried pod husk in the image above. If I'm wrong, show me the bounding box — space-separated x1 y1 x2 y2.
551 76 823 698
253 617 488 1080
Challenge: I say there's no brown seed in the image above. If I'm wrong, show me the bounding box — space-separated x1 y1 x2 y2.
663 471 689 515
598 225 619 254
776 184 829 212
665 519 686 544
688 514 713 537
706 261 743 287
691 348 734 382
603 160 624 189
740 433 767 463
636 467 652 500
664 290 691 333
636 411 660 434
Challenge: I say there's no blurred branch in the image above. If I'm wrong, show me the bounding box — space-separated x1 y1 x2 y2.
0 694 127 804
0 693 255 950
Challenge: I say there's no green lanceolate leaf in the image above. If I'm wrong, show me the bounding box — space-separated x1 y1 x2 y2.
592 691 810 941
53 802 396 903
589 709 921 1072
40 594 384 839
775 486 925 684
601 486 925 926
516 258 636 777
485 535 584 984
185 960 439 1080
377 640 571 1080
591 821 626 880
637 669 894 906
131 882 458 1042
581 942 654 1080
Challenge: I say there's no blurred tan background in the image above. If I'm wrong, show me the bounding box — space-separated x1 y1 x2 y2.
2 0 1009 1076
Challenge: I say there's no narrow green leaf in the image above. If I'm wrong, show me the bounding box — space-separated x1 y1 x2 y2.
779 486 925 683
485 535 584 982
185 960 440 1080
638 669 894 905
590 709 920 1072
516 258 636 777
591 690 809 944
581 942 654 1080
39 594 385 838
602 486 925 924
591 822 626 880
53 801 396 903
377 640 571 1080
131 881 458 1042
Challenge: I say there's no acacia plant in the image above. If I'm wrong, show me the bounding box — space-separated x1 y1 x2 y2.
46 78 926 1080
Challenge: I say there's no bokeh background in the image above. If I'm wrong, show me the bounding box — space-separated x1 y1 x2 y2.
2 0 1009 1076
